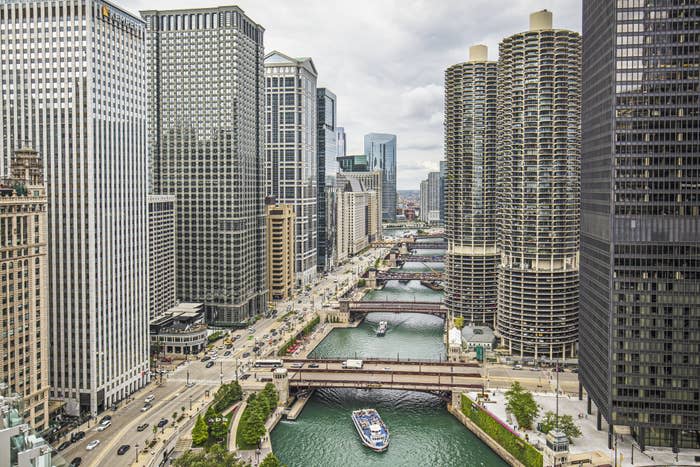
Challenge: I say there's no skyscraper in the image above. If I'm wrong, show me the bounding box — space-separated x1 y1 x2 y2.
148 195 177 320
1 0 150 415
438 160 446 224
496 11 581 358
336 127 347 158
444 45 498 326
317 88 338 271
265 201 295 302
580 2 700 451
265 51 318 285
142 7 267 325
364 133 397 221
0 148 49 431
337 171 383 241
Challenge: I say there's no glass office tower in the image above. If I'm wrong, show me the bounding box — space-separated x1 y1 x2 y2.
317 88 338 271
580 1 700 451
364 133 397 221
142 7 268 325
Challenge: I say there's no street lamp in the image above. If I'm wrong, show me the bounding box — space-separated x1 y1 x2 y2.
135 444 139 462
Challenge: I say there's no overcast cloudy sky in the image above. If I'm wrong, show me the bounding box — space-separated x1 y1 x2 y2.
122 0 581 189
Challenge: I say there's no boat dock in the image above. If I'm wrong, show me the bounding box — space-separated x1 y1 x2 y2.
285 391 314 420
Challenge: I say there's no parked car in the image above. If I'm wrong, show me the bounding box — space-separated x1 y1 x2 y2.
240 374 251 381
86 440 100 451
69 457 82 467
99 415 111 424
71 431 85 443
97 421 111 431
136 423 149 432
224 350 232 357
201 356 210 362
571 368 579 373
117 445 130 455
141 403 152 412
308 363 319 368
157 419 168 428
58 441 71 451
512 364 523 370
145 394 155 403
205 361 215 368
242 352 250 358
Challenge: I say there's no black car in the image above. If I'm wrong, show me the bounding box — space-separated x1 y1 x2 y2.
58 441 71 451
242 352 250 358
117 445 130 455
308 363 320 368
99 415 111 424
69 457 82 467
252 346 260 352
205 361 215 368
224 350 232 357
240 374 251 380
157 418 169 428
201 356 210 362
136 423 149 432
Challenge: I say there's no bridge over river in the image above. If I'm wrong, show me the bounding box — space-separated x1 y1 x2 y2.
340 300 446 317
280 358 482 394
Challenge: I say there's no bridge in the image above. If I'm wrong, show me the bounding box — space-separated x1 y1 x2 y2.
395 254 444 262
279 358 482 395
340 300 446 317
374 271 444 282
406 241 448 250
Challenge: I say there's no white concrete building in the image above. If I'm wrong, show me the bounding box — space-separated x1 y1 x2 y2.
0 0 150 416
336 177 378 262
265 51 318 286
148 195 177 320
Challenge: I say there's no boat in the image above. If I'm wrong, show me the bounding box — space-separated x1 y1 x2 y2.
420 280 444 291
351 409 390 452
376 321 387 336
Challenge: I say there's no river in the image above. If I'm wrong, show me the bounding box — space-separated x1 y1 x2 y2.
271 275 506 466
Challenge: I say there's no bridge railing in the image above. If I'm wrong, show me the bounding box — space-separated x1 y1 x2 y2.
282 356 479 366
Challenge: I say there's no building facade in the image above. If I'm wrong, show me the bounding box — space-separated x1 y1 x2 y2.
338 154 368 172
438 160 446 224
420 171 441 224
0 396 55 467
265 202 295 301
316 88 338 272
420 179 429 222
496 11 581 358
364 133 397 221
265 51 318 285
336 127 347 158
336 177 378 262
580 1 700 451
148 195 177 320
1 0 150 416
142 7 268 325
337 171 383 241
444 45 498 327
149 304 207 357
0 148 49 431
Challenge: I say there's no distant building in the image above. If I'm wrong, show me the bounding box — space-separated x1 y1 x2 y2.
265 51 318 286
148 195 177 320
336 177 379 262
0 396 53 467
364 133 397 221
149 303 207 356
420 179 429 222
336 127 347 157
337 171 383 241
317 88 338 272
266 201 296 302
438 160 446 223
337 154 368 172
0 148 49 432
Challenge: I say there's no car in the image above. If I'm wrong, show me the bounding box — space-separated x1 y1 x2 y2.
201 356 210 362
99 415 111 424
513 364 523 370
97 421 111 431
86 440 100 451
157 419 168 428
69 457 82 467
248 327 255 333
252 346 260 353
58 441 71 451
291 362 304 369
117 444 130 455
205 361 215 368
145 394 155 403
308 363 319 368
141 403 152 412
137 423 149 432
240 374 251 380
571 368 579 373
186 382 195 388
224 350 231 356
382 367 392 371
71 431 85 443
242 352 250 358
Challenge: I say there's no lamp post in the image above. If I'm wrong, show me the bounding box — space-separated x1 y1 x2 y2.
135 444 139 462
220 361 223 385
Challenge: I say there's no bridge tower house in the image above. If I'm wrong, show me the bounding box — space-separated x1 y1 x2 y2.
273 368 289 405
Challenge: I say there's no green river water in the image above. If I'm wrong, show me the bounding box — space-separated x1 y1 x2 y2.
271 261 506 467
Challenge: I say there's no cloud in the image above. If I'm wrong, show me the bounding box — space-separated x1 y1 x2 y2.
121 0 581 189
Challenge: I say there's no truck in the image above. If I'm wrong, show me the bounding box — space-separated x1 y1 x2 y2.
342 359 363 369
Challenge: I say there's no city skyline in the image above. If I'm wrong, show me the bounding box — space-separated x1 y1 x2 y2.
116 0 582 190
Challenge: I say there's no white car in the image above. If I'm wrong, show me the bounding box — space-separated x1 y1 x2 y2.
86 440 100 450
145 394 155 403
97 421 111 431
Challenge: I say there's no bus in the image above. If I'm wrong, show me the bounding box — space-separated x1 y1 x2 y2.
253 359 283 368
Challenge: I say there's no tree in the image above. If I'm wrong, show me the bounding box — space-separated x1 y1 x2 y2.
191 415 209 446
453 316 464 329
242 410 266 446
152 424 158 442
505 382 539 430
539 411 582 442
209 416 229 441
173 444 247 467
260 453 284 467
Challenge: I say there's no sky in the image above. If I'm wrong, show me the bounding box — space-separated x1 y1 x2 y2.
122 0 582 190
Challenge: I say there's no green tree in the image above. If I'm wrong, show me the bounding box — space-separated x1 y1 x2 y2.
205 405 217 423
209 416 229 441
263 383 278 411
453 316 464 329
505 382 539 430
538 411 582 442
242 410 266 446
152 424 158 442
173 444 247 466
191 414 209 446
260 452 284 467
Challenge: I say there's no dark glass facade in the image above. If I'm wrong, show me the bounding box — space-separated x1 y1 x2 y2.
316 88 337 271
581 1 700 450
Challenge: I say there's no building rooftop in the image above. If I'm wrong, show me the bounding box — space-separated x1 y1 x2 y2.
461 325 496 344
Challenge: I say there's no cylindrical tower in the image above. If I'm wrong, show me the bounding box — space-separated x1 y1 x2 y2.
273 367 289 405
444 45 499 327
496 10 581 359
